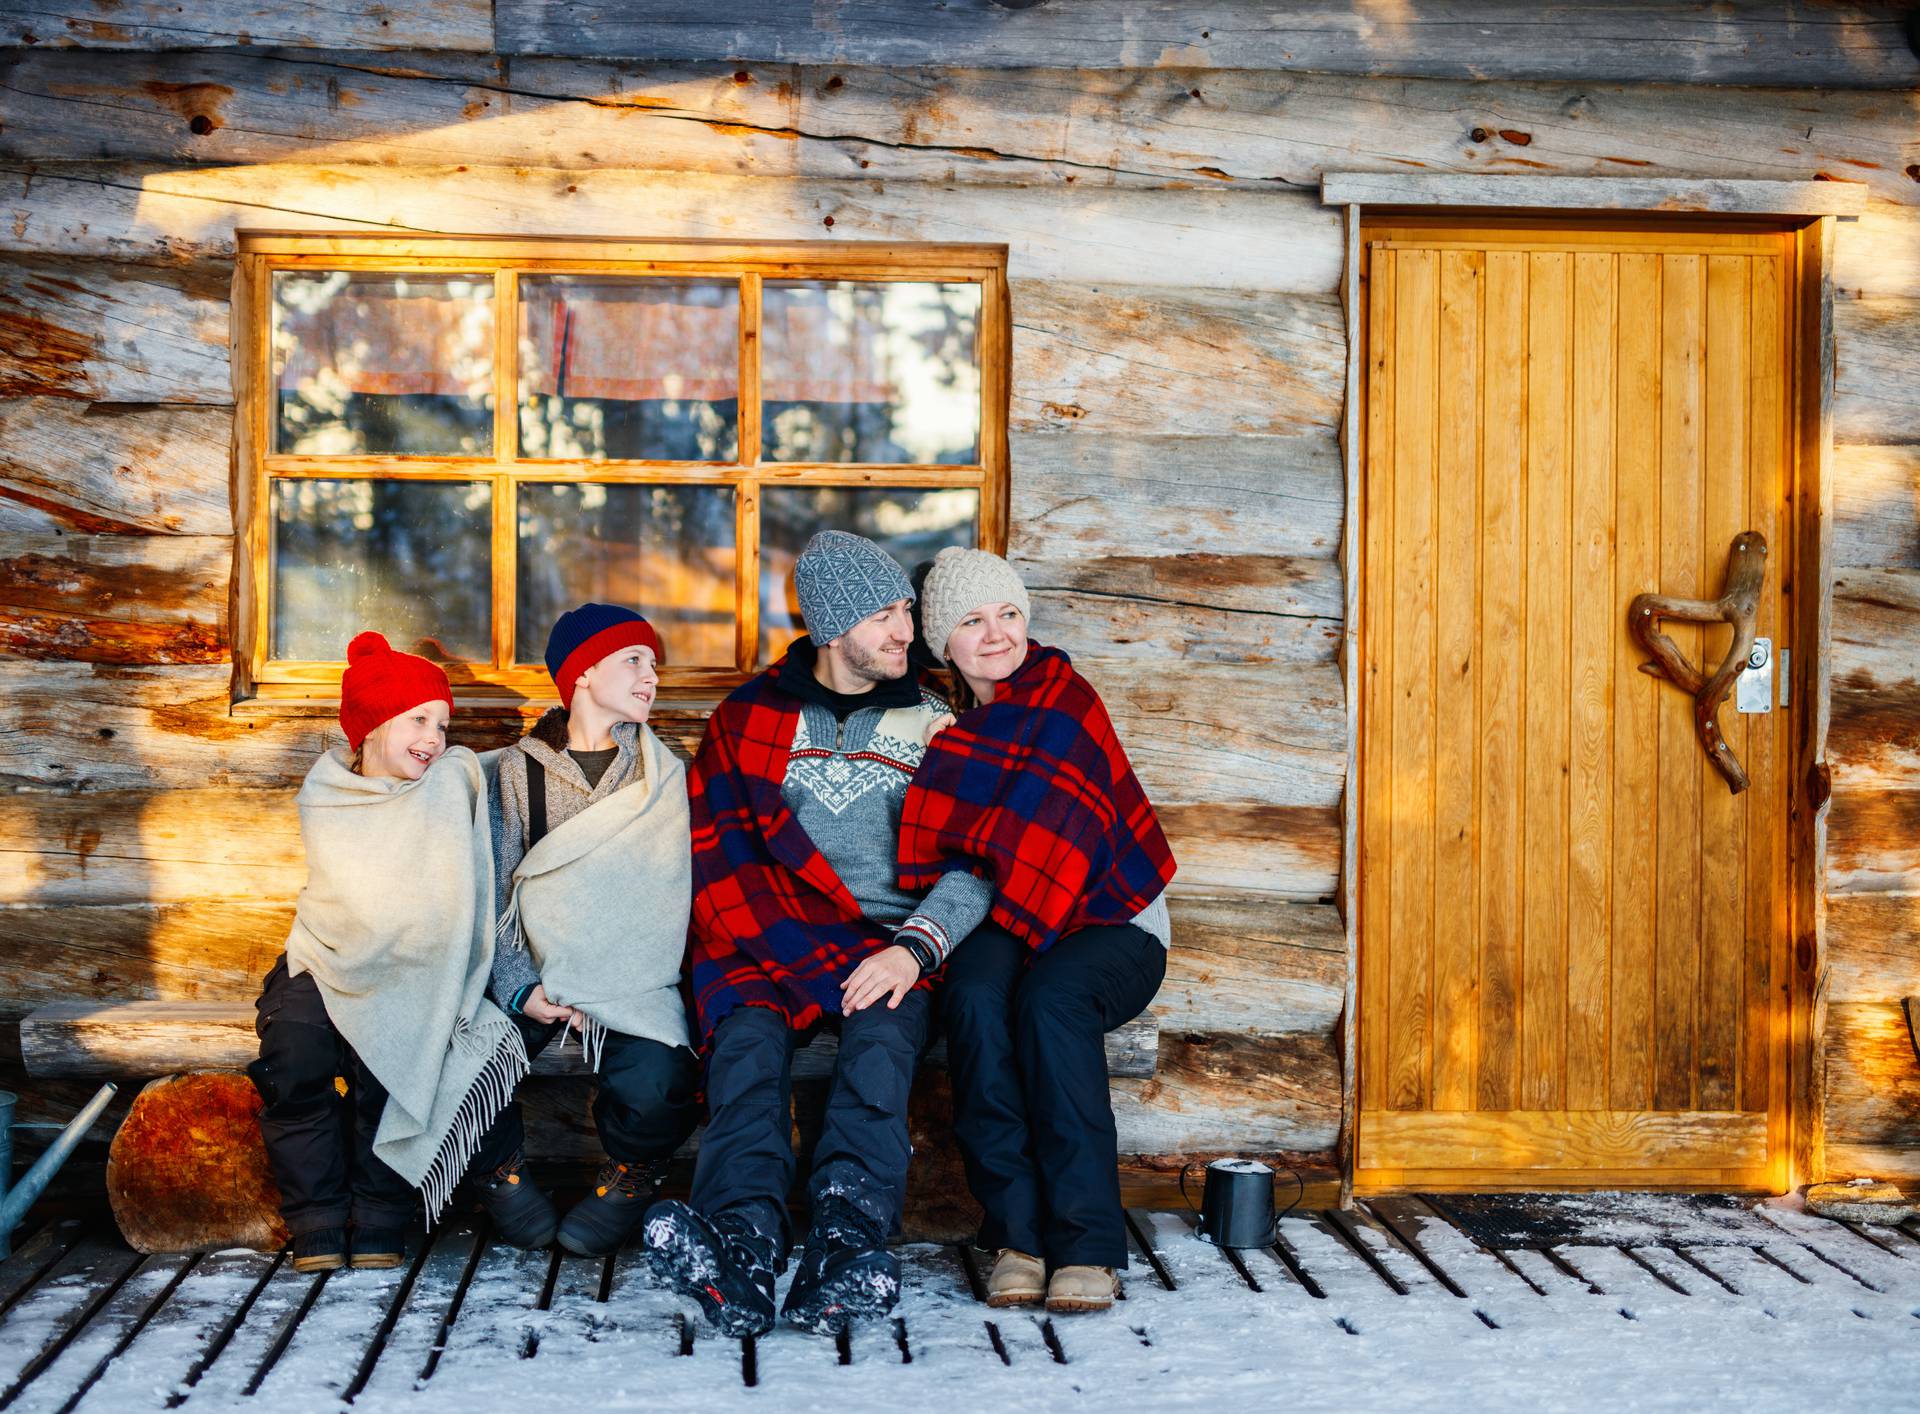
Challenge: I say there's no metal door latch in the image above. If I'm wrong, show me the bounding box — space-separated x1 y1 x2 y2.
1736 636 1772 714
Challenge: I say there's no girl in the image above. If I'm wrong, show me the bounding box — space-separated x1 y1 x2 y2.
249 632 528 1272
898 547 1176 1314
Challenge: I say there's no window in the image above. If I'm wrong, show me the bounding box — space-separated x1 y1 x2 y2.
233 236 1009 698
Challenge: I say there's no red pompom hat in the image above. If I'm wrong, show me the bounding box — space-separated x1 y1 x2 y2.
339 631 454 750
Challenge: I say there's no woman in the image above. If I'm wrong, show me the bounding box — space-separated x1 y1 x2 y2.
899 547 1176 1314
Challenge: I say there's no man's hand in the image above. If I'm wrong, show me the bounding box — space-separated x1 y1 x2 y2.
521 984 584 1032
840 945 920 1012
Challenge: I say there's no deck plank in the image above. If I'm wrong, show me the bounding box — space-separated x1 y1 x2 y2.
13 1251 195 1414
0 1240 143 1402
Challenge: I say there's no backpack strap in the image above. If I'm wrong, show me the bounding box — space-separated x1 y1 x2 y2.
525 753 549 849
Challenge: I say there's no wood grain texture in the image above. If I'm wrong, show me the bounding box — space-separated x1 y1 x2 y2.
0 257 228 402
0 1 493 50
492 2 1920 88
1324 174 1868 215
0 161 1340 293
10 53 1920 205
0 532 228 664
1823 1001 1920 1152
1833 446 1920 570
1361 1107 1770 1171
1008 432 1342 563
1828 787 1920 894
1012 283 1344 437
1830 568 1920 792
1833 297 1920 447
1825 892 1920 1004
0 399 232 536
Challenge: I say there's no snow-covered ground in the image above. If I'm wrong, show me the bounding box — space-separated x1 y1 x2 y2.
4 1197 1916 1413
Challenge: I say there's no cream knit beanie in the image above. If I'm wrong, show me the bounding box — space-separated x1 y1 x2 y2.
920 546 1032 661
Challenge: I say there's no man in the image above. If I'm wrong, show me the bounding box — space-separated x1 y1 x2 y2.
643 530 992 1337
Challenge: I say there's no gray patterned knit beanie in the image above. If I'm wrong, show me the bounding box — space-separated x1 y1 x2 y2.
794 530 915 644
920 546 1032 661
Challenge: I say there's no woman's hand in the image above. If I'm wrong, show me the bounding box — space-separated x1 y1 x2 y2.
840 945 921 1013
926 712 956 742
521 984 584 1032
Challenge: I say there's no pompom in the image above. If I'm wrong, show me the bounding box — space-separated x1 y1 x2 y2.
346 630 391 664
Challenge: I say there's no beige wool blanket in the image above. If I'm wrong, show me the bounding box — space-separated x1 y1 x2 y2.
286 746 529 1221
497 723 693 1069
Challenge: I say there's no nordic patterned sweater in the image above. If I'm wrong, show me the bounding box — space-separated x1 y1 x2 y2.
487 707 654 1014
771 641 993 966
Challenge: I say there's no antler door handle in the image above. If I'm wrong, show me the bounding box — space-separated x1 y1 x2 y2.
1627 531 1767 795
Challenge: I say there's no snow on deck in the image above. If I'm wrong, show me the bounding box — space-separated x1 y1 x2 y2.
1 1196 1915 1413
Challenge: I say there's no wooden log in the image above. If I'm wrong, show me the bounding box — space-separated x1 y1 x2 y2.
1834 445 1920 569
1156 897 1345 1037
0 257 229 403
491 2 1920 88
1035 587 1341 667
1835 208 1920 301
12 53 1920 207
1830 568 1920 791
1828 787 1920 894
1834 296 1920 447
1826 892 1920 1004
1824 1000 1920 1150
0 398 232 536
0 161 1341 294
0 901 291 1019
1324 172 1868 215
1017 552 1344 622
0 1 493 50
1078 658 1347 808
1111 1028 1341 1152
1158 802 1341 900
1823 1143 1920 1182
19 999 1158 1080
106 1072 287 1255
1013 282 1344 437
1009 432 1343 562
0 532 229 664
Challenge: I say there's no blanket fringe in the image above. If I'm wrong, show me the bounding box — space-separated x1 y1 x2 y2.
416 1023 532 1227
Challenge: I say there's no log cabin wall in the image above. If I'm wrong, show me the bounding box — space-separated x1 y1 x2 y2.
0 2 1914 1194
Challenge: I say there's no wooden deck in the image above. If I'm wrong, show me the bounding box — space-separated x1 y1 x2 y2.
1 1198 1916 1410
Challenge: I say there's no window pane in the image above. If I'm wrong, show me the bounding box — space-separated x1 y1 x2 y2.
516 483 738 668
272 479 491 662
762 282 980 465
273 272 495 456
758 486 978 662
518 277 739 462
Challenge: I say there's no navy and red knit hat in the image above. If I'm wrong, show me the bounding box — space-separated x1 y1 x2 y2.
339 631 453 750
545 603 663 710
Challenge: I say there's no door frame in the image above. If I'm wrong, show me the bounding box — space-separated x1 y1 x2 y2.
1322 176 1865 1200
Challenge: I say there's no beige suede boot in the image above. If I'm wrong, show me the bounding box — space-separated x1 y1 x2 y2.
1044 1264 1117 1313
985 1248 1046 1307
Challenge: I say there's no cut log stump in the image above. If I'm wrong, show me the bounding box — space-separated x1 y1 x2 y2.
1804 1179 1920 1227
106 1071 288 1255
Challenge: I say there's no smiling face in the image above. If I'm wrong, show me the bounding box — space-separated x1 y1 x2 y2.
358 698 451 780
945 601 1029 692
575 642 658 725
824 599 915 686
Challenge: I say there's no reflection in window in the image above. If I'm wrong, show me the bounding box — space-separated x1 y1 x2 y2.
762 282 980 465
272 479 492 662
516 483 738 667
519 278 739 461
759 486 979 660
273 273 495 456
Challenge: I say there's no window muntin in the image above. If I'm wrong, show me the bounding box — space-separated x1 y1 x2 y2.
240 239 1006 696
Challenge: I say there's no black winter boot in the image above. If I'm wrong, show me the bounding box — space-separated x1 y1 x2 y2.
349 1227 406 1270
780 1191 900 1335
291 1228 347 1274
556 1158 670 1256
473 1152 559 1250
641 1200 780 1338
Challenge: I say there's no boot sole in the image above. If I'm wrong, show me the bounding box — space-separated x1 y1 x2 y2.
985 1290 1045 1308
1045 1297 1115 1313
644 1211 775 1339
783 1258 901 1335
291 1254 346 1273
349 1254 404 1270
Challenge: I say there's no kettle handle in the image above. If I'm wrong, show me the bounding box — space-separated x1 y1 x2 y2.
1178 1159 1207 1220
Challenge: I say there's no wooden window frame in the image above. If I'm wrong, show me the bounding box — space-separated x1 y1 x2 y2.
230 234 1011 705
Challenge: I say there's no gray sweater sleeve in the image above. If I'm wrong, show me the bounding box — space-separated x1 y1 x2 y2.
895 870 995 970
487 753 542 1011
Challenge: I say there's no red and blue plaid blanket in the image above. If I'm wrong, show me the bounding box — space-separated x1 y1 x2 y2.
899 644 1176 954
686 660 898 1041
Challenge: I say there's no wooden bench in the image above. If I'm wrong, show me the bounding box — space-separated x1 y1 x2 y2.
20 1000 1159 1081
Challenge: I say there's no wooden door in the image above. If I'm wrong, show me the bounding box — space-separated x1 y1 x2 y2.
1356 221 1795 1190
